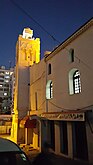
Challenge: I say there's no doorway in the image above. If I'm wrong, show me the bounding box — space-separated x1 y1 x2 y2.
48 120 55 151
60 121 68 155
72 121 88 160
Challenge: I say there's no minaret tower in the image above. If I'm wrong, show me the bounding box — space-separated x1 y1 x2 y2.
11 28 40 143
16 28 40 66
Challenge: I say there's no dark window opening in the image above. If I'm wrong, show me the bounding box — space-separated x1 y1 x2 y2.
69 49 74 62
48 64 51 75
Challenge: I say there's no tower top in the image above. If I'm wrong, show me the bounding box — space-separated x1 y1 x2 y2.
22 28 33 39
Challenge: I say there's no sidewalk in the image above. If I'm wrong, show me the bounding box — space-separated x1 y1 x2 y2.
25 149 93 165
45 153 93 165
30 152 93 165
20 144 93 165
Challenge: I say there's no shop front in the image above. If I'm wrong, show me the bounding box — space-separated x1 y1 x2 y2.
40 111 88 160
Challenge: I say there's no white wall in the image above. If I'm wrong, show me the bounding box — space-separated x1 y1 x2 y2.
46 26 93 111
29 59 46 115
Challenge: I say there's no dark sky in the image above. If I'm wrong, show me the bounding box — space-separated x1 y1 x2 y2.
0 0 93 68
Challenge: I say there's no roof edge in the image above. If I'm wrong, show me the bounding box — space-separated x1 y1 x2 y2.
45 17 93 61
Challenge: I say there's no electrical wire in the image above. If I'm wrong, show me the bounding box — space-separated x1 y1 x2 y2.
30 71 45 86
49 101 77 112
64 47 92 70
10 0 92 71
49 100 93 112
10 0 93 113
30 100 46 111
9 0 60 44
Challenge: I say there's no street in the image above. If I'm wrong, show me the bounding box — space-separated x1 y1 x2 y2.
22 147 93 165
30 153 93 165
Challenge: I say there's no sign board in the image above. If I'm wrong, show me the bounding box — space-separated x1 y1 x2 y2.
40 112 85 121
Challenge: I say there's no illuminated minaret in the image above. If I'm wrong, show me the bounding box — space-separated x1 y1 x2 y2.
11 28 40 143
16 28 40 66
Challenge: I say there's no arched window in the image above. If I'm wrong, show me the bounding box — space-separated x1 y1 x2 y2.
69 69 81 95
46 80 53 99
73 70 81 94
48 64 51 75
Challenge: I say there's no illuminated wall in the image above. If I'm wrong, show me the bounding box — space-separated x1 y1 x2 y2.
11 28 40 143
16 28 40 66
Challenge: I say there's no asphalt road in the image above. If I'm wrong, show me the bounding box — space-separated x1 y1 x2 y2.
27 150 93 165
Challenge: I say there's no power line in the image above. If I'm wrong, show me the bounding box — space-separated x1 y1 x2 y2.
62 47 92 71
49 100 93 112
49 100 76 111
10 0 92 72
9 0 60 44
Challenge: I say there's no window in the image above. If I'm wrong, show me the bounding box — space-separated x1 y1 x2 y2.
48 64 51 75
69 69 81 95
0 71 4 74
0 79 4 82
5 80 9 83
4 88 9 91
0 75 4 78
4 92 7 96
30 50 32 61
73 70 81 94
24 49 27 60
69 48 74 62
4 84 9 87
5 72 9 75
50 81 53 98
46 80 53 99
5 75 10 79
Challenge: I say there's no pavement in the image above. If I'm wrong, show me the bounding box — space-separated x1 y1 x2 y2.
20 145 93 165
29 152 93 165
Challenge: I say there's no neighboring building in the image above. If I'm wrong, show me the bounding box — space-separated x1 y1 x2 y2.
11 18 93 164
0 66 14 114
0 66 14 135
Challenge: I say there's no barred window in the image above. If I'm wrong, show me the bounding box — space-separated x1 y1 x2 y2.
73 70 81 94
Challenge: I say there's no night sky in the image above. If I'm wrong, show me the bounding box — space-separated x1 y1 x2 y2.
0 0 93 68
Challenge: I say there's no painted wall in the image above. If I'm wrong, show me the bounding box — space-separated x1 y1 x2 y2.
46 26 93 112
29 59 46 115
45 24 93 163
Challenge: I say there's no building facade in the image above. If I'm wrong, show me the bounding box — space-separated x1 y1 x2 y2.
42 18 93 163
12 18 93 163
0 66 14 135
0 66 14 114
28 18 93 162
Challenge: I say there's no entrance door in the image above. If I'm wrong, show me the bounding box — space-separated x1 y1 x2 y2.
72 121 88 160
60 121 68 155
48 120 55 151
